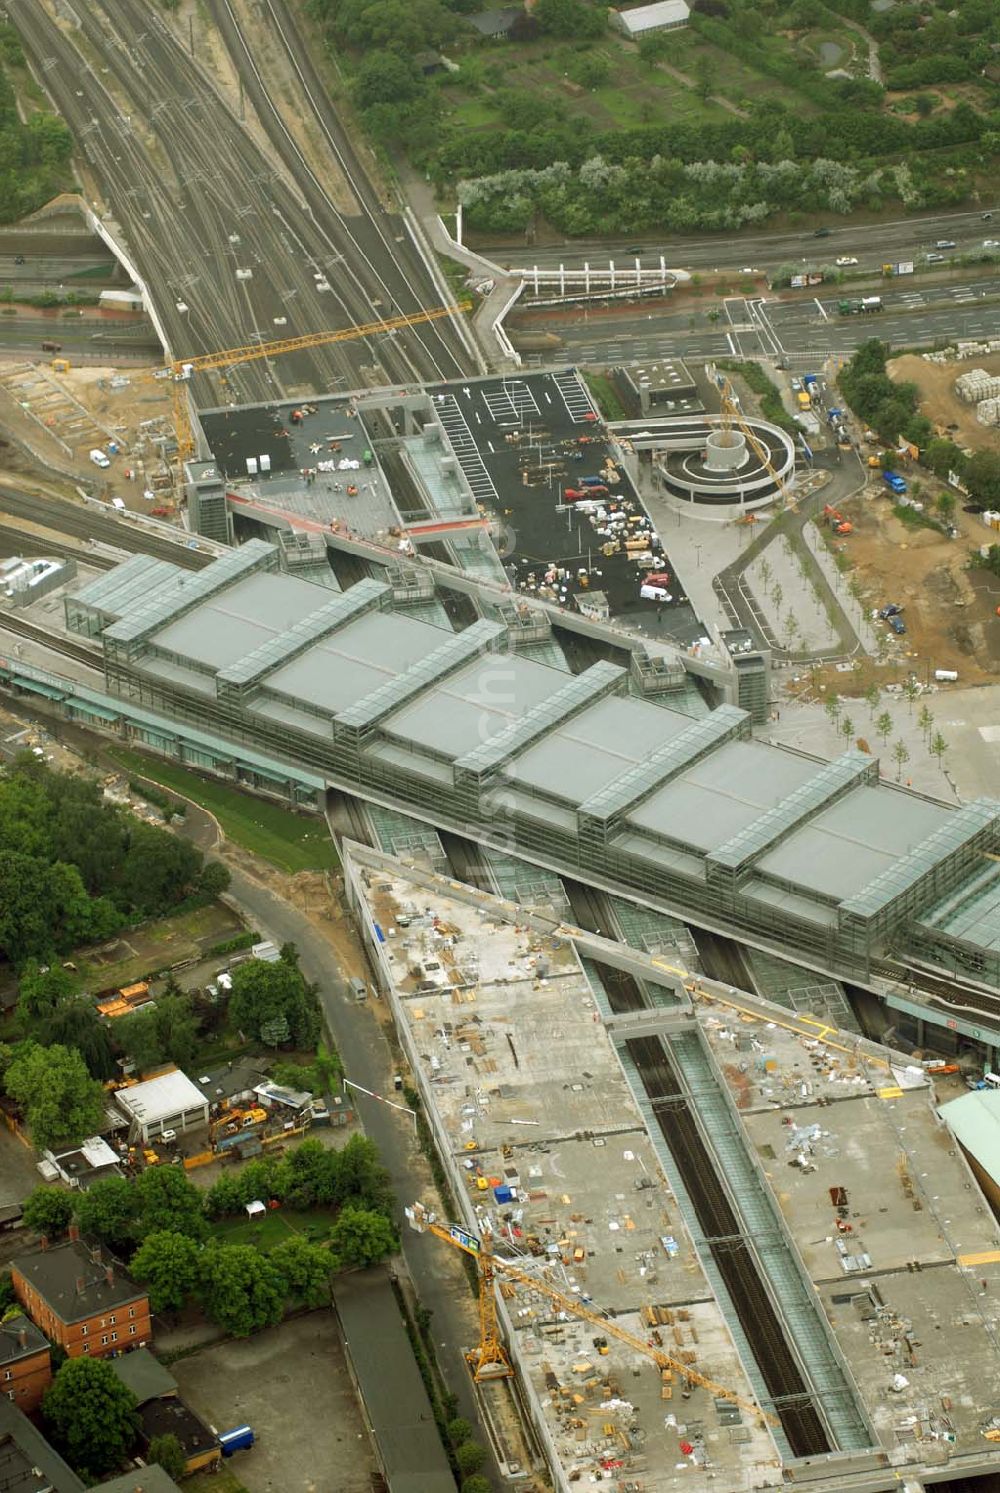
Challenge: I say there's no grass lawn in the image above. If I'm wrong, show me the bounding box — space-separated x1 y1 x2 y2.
209 1208 336 1248
107 747 338 875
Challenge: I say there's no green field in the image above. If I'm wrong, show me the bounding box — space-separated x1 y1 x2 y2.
107 748 339 875
187 1471 250 1493
209 1207 336 1249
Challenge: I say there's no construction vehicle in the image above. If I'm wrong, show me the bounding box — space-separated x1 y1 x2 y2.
823 505 852 536
210 1105 267 1143
406 1202 778 1425
160 301 470 462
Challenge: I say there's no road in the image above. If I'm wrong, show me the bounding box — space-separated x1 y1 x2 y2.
0 315 161 361
514 275 1000 365
482 205 1000 277
13 0 469 411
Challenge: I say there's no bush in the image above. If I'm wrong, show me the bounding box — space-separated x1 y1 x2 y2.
455 1441 488 1475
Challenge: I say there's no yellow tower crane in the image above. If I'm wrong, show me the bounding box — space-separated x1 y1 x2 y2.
159 301 471 461
406 1202 778 1425
717 374 798 513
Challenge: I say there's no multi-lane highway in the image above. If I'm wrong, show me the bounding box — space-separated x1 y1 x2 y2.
515 276 1000 366
484 206 999 277
13 0 471 409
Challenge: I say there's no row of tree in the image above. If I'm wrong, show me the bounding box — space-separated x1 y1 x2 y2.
21 1134 394 1254
0 758 228 969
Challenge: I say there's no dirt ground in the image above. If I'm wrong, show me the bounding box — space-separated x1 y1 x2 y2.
834 484 999 685
172 1310 376 1493
888 352 1000 452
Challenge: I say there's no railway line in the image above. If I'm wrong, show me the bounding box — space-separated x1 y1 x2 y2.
0 492 210 572
560 879 830 1455
0 524 117 572
14 0 467 409
0 611 104 672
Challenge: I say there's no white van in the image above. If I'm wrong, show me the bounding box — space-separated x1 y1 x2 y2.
111 497 127 513
89 449 111 468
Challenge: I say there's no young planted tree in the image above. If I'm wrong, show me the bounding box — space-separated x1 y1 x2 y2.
930 731 948 769
917 704 934 742
875 710 893 745
892 740 911 781
902 676 919 712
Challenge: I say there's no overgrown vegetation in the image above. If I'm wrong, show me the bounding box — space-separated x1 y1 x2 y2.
0 756 227 971
0 25 74 223
715 359 797 433
838 340 1000 511
307 0 1000 237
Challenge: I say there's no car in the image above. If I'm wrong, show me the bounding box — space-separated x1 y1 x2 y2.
813 227 832 237
888 615 906 636
935 239 956 250
984 239 999 249
982 212 993 220
791 378 802 391
625 245 643 256
14 255 24 265
835 256 858 267
926 253 945 263
879 603 903 619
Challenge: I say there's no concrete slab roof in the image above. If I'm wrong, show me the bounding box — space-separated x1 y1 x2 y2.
628 740 817 851
756 786 950 903
261 610 446 716
382 652 557 759
938 1088 1000 1178
151 571 320 671
503 694 691 804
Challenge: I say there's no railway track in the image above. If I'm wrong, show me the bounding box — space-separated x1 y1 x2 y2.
562 880 829 1454
0 612 105 672
0 524 117 572
626 1033 830 1457
0 492 209 572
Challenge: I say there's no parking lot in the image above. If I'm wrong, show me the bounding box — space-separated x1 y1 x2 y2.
172 1310 375 1493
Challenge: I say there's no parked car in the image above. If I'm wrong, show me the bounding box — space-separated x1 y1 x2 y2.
879 603 903 618
813 227 832 237
984 239 999 249
935 239 956 249
926 253 945 263
835 256 858 267
888 615 907 635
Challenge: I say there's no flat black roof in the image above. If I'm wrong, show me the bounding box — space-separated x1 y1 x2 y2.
425 371 703 645
138 1397 218 1459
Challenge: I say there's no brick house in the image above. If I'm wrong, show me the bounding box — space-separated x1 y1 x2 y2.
0 1314 52 1414
11 1235 151 1359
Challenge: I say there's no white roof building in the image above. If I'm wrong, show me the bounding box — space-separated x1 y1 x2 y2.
115 1069 210 1143
613 0 691 35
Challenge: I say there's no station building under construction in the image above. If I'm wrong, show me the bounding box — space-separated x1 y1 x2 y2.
5 535 986 1041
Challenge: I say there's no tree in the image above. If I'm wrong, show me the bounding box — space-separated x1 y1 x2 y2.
118 994 199 1073
917 704 934 742
333 1135 394 1213
864 683 880 718
16 961 77 1025
270 1236 332 1307
462 1479 493 1493
930 730 948 769
113 821 202 918
148 1433 186 1481
73 1176 139 1251
534 0 605 38
198 1243 284 1337
0 852 92 965
840 716 854 747
38 1000 116 1081
456 1441 488 1476
329 1206 397 1269
875 710 893 744
824 696 842 730
902 676 920 712
134 1166 207 1241
448 1417 476 1448
43 1358 139 1480
4 1042 105 1151
892 739 910 781
936 490 956 523
21 1186 74 1238
131 1230 202 1314
964 450 1000 510
230 957 320 1048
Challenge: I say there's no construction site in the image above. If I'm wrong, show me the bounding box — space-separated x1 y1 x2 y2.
344 842 1000 1493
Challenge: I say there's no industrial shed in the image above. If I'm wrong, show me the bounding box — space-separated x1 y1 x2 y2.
115 1069 210 1144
